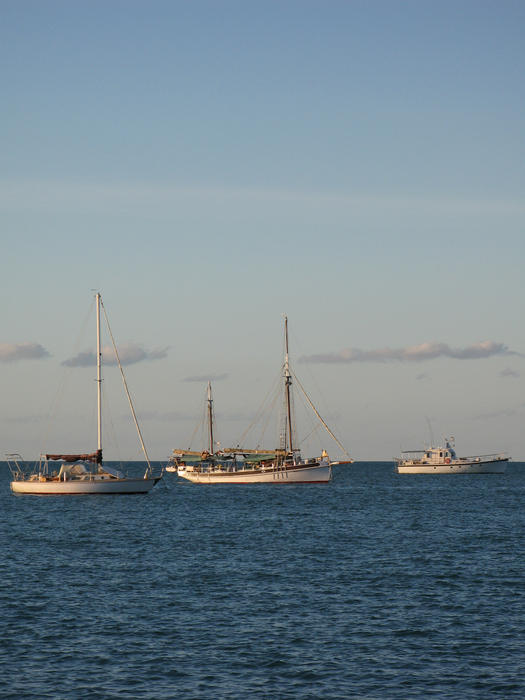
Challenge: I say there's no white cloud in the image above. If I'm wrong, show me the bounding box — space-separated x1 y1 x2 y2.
300 341 518 364
133 410 198 422
133 407 245 422
62 344 169 367
4 414 44 424
1 180 524 217
499 367 520 378
0 342 50 362
473 405 525 420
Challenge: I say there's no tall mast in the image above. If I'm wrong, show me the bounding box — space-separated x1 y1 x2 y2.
284 316 294 456
207 381 214 456
96 292 102 458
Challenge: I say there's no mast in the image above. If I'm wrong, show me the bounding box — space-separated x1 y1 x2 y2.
96 292 102 462
207 381 214 456
284 316 294 457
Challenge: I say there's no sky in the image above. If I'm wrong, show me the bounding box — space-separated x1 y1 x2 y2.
2 0 524 461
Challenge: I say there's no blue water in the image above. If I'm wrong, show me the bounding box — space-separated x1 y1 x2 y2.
1 461 525 699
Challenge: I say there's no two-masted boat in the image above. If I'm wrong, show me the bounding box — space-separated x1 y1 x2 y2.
8 294 163 495
396 437 508 474
173 317 351 484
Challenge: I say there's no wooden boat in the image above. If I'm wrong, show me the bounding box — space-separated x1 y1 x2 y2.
174 317 351 484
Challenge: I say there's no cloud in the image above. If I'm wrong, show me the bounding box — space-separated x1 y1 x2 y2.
62 350 96 367
300 341 518 364
499 367 520 378
133 410 198 422
2 180 525 218
184 373 229 382
416 373 429 381
4 414 44 424
473 405 525 420
62 344 169 367
0 342 50 362
133 407 245 422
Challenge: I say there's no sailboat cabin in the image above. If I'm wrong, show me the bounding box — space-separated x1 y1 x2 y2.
421 441 457 464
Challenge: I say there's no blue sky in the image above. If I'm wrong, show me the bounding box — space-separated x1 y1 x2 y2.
2 0 524 460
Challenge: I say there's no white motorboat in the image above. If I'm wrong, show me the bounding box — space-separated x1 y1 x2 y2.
8 293 163 495
174 317 351 484
396 437 508 474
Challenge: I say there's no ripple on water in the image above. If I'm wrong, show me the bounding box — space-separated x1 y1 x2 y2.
1 462 525 698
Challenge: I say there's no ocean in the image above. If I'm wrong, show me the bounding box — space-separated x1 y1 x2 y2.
1 461 524 699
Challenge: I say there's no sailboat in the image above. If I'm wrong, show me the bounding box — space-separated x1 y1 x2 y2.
8 293 163 495
174 317 351 484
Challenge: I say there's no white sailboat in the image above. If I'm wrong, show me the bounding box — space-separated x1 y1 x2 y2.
8 293 163 495
175 317 351 484
396 437 508 474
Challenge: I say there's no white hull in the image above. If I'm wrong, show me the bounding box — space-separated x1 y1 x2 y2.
178 463 332 484
397 458 508 474
10 477 161 495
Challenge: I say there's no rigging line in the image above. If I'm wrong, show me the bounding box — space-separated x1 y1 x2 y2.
38 298 96 454
289 322 343 439
252 378 282 448
293 381 322 447
298 422 322 447
237 380 276 446
291 369 350 458
181 387 206 451
197 383 209 450
100 300 152 473
235 370 281 446
101 381 124 469
257 386 282 448
186 410 204 451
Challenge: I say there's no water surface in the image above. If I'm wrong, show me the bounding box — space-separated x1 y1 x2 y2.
1 461 524 699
